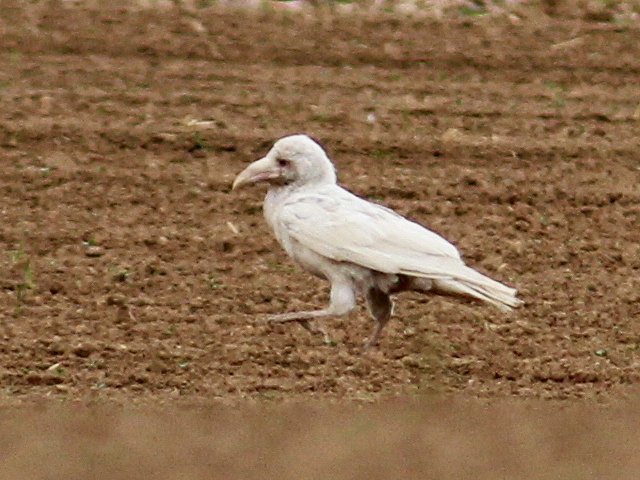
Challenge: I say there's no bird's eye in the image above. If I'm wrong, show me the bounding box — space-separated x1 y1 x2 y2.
277 158 289 167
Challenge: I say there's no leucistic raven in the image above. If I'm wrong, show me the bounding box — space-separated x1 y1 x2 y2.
233 135 522 347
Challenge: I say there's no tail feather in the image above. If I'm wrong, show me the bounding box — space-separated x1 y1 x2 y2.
433 277 523 312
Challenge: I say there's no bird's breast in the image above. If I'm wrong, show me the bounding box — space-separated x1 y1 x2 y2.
263 187 297 256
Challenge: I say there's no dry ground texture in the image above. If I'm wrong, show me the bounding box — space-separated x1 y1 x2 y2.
0 0 639 477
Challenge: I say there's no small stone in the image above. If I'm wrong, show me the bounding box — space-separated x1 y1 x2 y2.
401 355 421 368
46 362 62 372
147 359 169 374
106 294 126 306
115 306 134 324
85 246 105 257
441 127 464 143
73 343 96 358
154 133 178 143
47 342 66 355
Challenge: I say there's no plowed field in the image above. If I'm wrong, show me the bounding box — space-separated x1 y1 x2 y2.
0 2 639 478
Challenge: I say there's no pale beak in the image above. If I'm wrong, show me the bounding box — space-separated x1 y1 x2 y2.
232 157 280 191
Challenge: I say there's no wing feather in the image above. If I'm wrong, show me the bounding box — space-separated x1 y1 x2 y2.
278 185 503 287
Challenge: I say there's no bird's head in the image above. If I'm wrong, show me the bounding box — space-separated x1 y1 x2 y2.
232 134 337 191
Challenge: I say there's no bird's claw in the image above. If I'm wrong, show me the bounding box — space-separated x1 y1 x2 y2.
263 314 336 346
363 339 376 350
321 333 337 347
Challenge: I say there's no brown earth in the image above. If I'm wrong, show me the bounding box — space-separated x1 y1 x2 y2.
0 1 639 476
2 399 640 480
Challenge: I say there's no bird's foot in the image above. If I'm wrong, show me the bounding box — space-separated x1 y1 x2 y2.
363 323 385 350
315 327 336 346
363 336 378 350
298 319 335 345
265 313 335 346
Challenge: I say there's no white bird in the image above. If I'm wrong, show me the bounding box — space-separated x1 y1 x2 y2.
232 134 522 347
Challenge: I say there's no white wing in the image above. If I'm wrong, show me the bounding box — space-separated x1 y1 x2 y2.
278 185 517 300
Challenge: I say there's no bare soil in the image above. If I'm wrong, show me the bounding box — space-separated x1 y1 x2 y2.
2 399 640 480
0 1 639 476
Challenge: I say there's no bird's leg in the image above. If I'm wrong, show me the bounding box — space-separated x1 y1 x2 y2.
364 287 393 349
266 280 356 322
266 280 356 344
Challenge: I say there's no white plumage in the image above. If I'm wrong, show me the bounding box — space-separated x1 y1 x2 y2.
233 134 522 347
